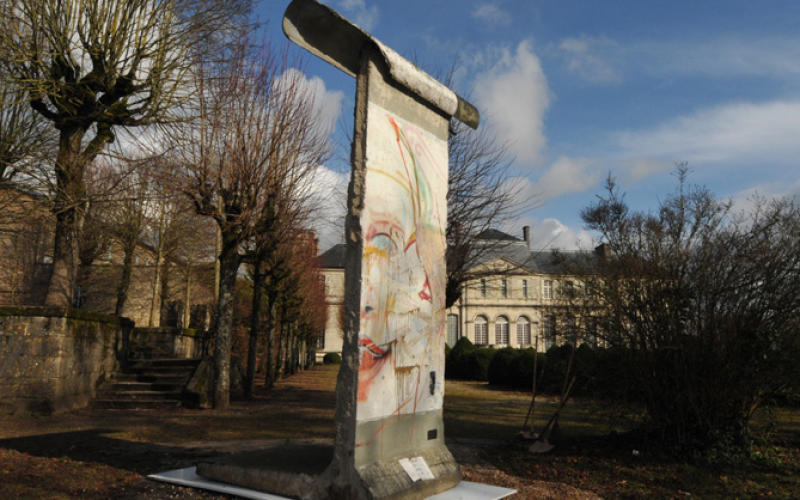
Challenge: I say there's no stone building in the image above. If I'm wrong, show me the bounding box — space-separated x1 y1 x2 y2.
0 183 215 328
317 227 603 359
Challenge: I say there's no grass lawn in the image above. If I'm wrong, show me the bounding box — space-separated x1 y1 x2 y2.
1 364 798 499
444 376 800 498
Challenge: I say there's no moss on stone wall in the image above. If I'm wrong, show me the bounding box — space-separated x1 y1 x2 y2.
0 306 134 329
0 309 126 415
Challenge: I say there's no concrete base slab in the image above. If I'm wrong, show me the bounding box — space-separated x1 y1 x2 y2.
196 442 332 498
147 466 289 500
149 467 516 500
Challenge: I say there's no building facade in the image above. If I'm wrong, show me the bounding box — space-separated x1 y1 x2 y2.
317 227 602 359
0 184 216 328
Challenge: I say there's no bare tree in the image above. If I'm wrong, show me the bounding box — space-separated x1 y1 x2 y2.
0 63 54 187
582 167 800 456
105 172 149 316
166 41 330 408
446 119 521 307
0 0 251 306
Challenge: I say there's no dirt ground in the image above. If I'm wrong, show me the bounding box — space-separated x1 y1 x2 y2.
0 366 600 499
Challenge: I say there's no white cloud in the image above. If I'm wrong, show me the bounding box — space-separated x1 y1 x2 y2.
557 36 621 84
637 37 800 79
615 100 800 170
729 180 800 216
273 68 344 139
338 0 379 32
549 35 800 85
535 156 600 200
503 215 594 251
473 40 550 167
505 156 600 207
307 165 349 251
471 3 512 26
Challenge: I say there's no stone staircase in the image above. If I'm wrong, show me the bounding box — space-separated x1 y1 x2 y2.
93 358 200 409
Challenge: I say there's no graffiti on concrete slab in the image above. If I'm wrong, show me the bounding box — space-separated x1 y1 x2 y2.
357 102 447 423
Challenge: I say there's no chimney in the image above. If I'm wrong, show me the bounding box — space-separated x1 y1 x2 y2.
522 226 530 249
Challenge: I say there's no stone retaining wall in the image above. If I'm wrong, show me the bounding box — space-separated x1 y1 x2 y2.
0 306 132 415
128 327 204 359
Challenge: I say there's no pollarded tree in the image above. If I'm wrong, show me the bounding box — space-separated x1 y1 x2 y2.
0 0 250 306
166 41 330 409
0 63 53 187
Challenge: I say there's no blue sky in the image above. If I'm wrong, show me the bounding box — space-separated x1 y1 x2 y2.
255 0 800 251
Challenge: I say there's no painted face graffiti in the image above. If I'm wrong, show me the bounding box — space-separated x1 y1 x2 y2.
357 104 447 421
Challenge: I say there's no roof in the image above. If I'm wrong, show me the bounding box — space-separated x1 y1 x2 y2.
475 228 520 241
318 237 599 276
318 243 347 269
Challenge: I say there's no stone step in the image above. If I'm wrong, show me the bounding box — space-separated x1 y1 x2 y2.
127 358 200 368
107 381 185 392
96 390 184 401
92 398 183 410
92 356 199 410
114 373 189 384
123 366 200 376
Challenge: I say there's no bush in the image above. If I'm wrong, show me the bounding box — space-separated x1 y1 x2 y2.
469 347 496 381
446 337 476 379
487 347 518 386
510 348 540 390
322 352 341 365
445 338 497 381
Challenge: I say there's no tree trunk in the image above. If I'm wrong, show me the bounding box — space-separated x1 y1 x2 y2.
245 265 265 399
276 321 283 381
293 329 299 374
292 327 299 374
149 203 167 326
264 293 277 388
213 222 222 301
45 127 88 306
183 257 193 328
213 236 240 409
114 238 136 317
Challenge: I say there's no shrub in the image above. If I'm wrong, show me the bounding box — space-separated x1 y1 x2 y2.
469 347 496 381
446 337 476 379
510 348 540 390
487 347 518 386
322 352 341 365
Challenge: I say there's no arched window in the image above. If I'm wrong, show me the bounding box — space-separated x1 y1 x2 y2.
566 315 577 345
474 316 488 346
446 314 459 347
544 315 556 349
516 317 531 346
495 316 509 346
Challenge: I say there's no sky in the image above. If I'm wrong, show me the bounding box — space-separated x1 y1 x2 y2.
255 0 800 252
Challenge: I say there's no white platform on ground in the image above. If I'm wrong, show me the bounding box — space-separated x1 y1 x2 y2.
148 466 516 499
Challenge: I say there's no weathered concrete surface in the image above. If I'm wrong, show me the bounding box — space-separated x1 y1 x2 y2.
0 306 132 415
358 446 461 500
341 45 458 499
197 443 333 500
200 2 475 498
283 0 479 129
